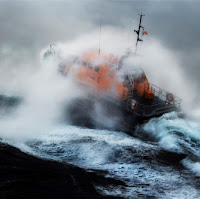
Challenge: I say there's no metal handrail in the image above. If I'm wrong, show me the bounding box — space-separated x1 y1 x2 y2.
69 74 182 117
149 83 182 104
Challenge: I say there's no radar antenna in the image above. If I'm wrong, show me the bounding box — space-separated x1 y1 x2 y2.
134 14 145 53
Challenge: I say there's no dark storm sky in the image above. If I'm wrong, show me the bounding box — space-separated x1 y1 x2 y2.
0 0 200 88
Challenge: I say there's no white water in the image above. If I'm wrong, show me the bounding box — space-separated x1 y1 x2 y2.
6 114 199 198
139 112 200 176
0 29 200 198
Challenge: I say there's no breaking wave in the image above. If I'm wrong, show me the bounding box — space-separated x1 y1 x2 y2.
6 111 199 198
138 112 200 176
0 29 199 198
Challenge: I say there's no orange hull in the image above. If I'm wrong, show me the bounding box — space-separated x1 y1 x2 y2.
61 51 154 101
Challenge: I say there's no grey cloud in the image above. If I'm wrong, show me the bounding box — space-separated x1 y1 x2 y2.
0 0 200 93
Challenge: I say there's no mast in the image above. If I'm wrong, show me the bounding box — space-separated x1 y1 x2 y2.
99 18 102 55
134 14 145 53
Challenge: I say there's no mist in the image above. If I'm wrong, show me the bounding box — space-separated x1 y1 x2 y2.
1 2 200 198
0 24 198 141
0 0 200 142
0 54 85 141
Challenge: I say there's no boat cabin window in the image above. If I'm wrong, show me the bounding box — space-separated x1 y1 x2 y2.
88 62 93 70
94 66 100 73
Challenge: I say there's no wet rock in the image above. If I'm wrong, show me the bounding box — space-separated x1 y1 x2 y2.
156 150 187 166
0 142 119 199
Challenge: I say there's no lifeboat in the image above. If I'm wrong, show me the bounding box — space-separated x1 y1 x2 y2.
43 48 181 134
43 15 182 134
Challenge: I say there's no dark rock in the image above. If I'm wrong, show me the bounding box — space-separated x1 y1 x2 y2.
156 150 187 166
0 142 120 199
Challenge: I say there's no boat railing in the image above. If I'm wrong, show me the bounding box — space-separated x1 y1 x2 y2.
149 83 182 108
131 83 182 117
74 80 182 117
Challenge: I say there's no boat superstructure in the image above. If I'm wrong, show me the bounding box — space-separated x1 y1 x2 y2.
43 14 182 133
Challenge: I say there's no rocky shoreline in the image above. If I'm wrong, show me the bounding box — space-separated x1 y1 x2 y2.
0 142 123 199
